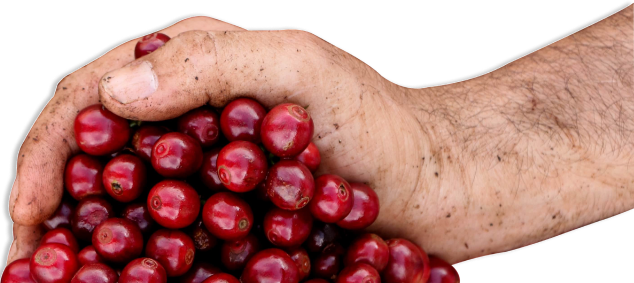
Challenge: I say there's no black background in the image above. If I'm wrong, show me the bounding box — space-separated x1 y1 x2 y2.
0 1 634 282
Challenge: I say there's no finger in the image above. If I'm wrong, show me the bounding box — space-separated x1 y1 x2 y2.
10 17 245 226
6 224 44 264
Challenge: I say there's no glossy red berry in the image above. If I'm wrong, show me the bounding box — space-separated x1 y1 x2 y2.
77 246 104 266
264 207 313 247
40 227 80 254
92 218 144 263
309 174 354 223
43 198 75 230
337 183 380 230
336 263 381 283
261 103 314 157
241 248 299 283
202 273 240 283
146 229 196 277
71 196 113 241
135 32 171 58
202 192 253 240
305 222 341 253
382 239 429 283
151 132 203 178
70 263 118 283
344 234 389 272
178 107 221 147
220 233 260 271
64 154 105 200
191 218 218 252
287 247 311 281
132 125 168 162
216 141 268 192
312 244 344 280
288 142 320 172
121 202 155 234
119 258 167 283
74 104 131 156
427 256 459 283
199 148 225 191
102 154 146 202
220 98 267 143
1 258 35 283
30 243 79 283
179 262 222 283
266 160 314 210
147 180 200 229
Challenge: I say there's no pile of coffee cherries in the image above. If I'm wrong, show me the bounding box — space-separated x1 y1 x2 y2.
1 33 460 283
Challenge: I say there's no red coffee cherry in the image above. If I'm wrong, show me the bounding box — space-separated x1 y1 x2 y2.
287 247 311 281
199 148 225 191
266 160 314 210
202 273 241 283
190 218 218 252
135 32 171 58
92 218 144 263
40 227 80 254
382 239 430 283
132 125 168 162
77 246 104 267
312 244 345 280
147 180 200 229
336 263 381 283
241 249 300 283
119 258 167 283
336 183 380 230
102 154 146 202
74 104 131 156
344 233 390 272
309 174 354 223
220 98 267 143
64 154 105 200
202 192 254 240
121 202 155 235
70 263 118 283
427 256 460 283
43 198 75 230
216 141 268 193
151 132 204 178
287 142 321 172
178 107 222 147
71 196 114 241
145 229 196 277
30 243 79 283
261 103 314 157
1 258 35 283
220 234 260 271
305 222 341 253
263 207 313 247
179 262 222 283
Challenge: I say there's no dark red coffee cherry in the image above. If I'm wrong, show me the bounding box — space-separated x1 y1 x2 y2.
132 125 168 162
427 256 459 283
151 132 203 178
179 262 222 283
261 103 314 157
43 198 75 230
241 248 299 283
309 174 354 223
147 180 200 229
265 160 314 210
135 32 171 58
70 263 118 283
287 142 320 172
92 218 144 263
216 141 268 192
336 263 381 283
40 227 80 254
71 196 114 241
203 273 240 283
305 222 341 253
199 148 225 191
382 239 429 283
121 202 155 234
191 218 218 252
77 246 104 266
287 247 311 281
202 192 253 240
220 233 260 271
102 154 146 202
146 229 196 277
30 243 79 283
312 244 345 280
74 104 131 156
264 207 313 247
178 107 221 147
344 234 389 272
336 183 379 230
119 258 167 283
305 279 329 283
64 154 105 200
220 98 267 143
1 258 35 283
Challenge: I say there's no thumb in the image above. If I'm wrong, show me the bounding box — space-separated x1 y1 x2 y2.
99 30 366 121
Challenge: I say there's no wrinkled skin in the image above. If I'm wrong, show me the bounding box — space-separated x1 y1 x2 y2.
8 6 634 264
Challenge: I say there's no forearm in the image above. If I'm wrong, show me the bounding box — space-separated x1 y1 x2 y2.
394 5 633 262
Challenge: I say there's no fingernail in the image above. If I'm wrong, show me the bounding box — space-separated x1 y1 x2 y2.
101 61 158 104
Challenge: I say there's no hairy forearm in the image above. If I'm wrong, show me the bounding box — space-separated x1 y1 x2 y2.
393 6 633 262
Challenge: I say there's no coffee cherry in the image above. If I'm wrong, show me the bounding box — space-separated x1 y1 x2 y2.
178 107 221 147
74 104 131 156
179 262 222 283
241 248 299 283
102 154 146 202
428 256 460 283
382 239 430 283
70 263 118 283
77 246 104 266
119 258 167 283
191 218 218 252
336 263 381 283
92 218 144 263
30 243 79 283
266 160 314 210
217 141 268 192
40 227 80 254
71 196 114 241
146 229 196 277
310 175 354 223
199 148 225 191
220 234 260 271
312 244 345 280
287 247 311 281
132 125 168 162
287 142 320 172
220 98 267 143
151 132 203 178
344 233 389 272
305 222 341 253
305 279 329 283
64 154 105 200
202 192 253 240
121 202 155 235
202 273 240 283
135 33 170 58
261 103 314 157
43 198 75 230
264 207 313 247
147 180 200 229
1 258 34 283
336 183 379 230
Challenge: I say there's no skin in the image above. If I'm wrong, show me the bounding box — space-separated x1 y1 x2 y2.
7 6 633 264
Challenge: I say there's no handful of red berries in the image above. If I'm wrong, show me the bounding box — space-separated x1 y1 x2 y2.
1 33 460 283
